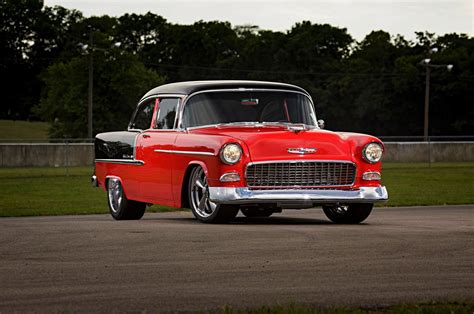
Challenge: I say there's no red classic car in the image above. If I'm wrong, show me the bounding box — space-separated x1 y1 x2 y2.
92 80 388 223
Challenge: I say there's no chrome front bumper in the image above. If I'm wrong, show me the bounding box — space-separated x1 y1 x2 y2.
209 186 388 205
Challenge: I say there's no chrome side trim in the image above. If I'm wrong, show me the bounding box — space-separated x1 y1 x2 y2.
95 159 145 165
208 186 388 205
154 149 215 156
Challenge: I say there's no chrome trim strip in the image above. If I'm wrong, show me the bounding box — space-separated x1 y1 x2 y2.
139 93 186 103
243 185 355 189
154 149 215 156
95 159 145 165
208 186 388 204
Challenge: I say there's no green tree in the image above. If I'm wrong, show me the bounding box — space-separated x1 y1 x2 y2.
36 51 165 138
0 0 42 119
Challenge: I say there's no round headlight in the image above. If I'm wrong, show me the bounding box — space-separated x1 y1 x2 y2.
220 143 242 165
363 142 383 163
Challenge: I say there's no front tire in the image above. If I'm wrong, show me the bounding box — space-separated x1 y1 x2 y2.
322 203 373 224
107 178 145 220
188 167 239 223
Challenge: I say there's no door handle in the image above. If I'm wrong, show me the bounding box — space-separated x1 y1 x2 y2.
142 134 151 139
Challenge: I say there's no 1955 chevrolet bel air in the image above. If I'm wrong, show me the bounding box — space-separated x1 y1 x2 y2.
92 80 388 223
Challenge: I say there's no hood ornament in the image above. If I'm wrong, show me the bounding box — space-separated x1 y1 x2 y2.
288 148 317 154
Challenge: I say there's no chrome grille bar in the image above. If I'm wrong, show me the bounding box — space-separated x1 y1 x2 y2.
245 161 356 189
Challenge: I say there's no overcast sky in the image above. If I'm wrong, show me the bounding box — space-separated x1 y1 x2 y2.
45 0 473 41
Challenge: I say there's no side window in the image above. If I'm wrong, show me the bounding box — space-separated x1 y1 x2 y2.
131 100 155 130
155 98 179 129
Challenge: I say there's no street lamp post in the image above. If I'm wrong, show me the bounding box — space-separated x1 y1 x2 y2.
87 31 93 139
420 53 453 141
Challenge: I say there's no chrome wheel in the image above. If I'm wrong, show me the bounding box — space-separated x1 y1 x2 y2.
190 167 217 218
331 204 349 215
108 178 123 214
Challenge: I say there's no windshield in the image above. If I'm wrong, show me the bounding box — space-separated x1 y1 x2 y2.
182 91 317 128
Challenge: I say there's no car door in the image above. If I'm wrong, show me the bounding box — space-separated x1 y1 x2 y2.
136 97 181 203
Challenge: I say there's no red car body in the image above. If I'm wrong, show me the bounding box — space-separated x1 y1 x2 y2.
93 81 388 223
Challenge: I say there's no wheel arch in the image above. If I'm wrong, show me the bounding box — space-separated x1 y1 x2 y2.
105 175 129 197
180 161 209 209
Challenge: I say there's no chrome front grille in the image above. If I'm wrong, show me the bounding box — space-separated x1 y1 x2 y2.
245 161 356 189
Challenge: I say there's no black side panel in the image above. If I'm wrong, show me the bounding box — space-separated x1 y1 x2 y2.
95 131 139 160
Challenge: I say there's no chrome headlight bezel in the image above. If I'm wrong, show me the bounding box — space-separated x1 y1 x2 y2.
362 142 383 164
219 143 242 165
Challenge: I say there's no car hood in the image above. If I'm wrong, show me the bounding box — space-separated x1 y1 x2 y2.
189 125 353 162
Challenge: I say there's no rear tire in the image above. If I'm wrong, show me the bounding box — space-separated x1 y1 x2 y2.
322 203 373 224
188 166 239 223
107 178 145 220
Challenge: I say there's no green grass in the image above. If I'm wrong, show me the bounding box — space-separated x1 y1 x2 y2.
222 301 474 314
0 167 182 217
382 162 474 206
0 163 473 217
0 119 50 140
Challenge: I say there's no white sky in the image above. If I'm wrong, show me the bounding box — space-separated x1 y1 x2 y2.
45 0 473 41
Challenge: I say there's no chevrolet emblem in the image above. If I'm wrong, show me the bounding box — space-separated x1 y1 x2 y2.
287 148 317 154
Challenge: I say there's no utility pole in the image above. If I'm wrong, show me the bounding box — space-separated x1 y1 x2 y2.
423 66 431 142
79 32 121 139
87 30 93 139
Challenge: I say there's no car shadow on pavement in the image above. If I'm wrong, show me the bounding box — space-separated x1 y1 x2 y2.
232 216 332 225
147 216 332 225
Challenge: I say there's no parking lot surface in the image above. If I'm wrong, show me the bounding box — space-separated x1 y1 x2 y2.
0 205 472 312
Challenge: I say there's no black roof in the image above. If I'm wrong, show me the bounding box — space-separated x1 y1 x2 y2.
140 80 309 100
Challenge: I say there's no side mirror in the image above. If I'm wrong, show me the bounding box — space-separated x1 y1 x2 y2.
317 119 325 129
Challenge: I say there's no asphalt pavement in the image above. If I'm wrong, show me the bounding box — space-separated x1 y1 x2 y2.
0 205 473 312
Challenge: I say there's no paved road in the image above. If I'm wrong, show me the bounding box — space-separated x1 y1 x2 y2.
0 205 472 312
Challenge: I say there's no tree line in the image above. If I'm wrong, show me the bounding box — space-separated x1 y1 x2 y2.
1 0 473 138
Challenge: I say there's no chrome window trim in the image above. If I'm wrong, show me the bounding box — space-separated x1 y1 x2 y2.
177 88 317 130
153 96 182 130
128 97 157 131
129 94 186 131
154 149 215 156
95 159 145 165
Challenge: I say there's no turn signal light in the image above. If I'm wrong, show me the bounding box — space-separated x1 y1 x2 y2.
219 172 241 182
362 171 381 181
